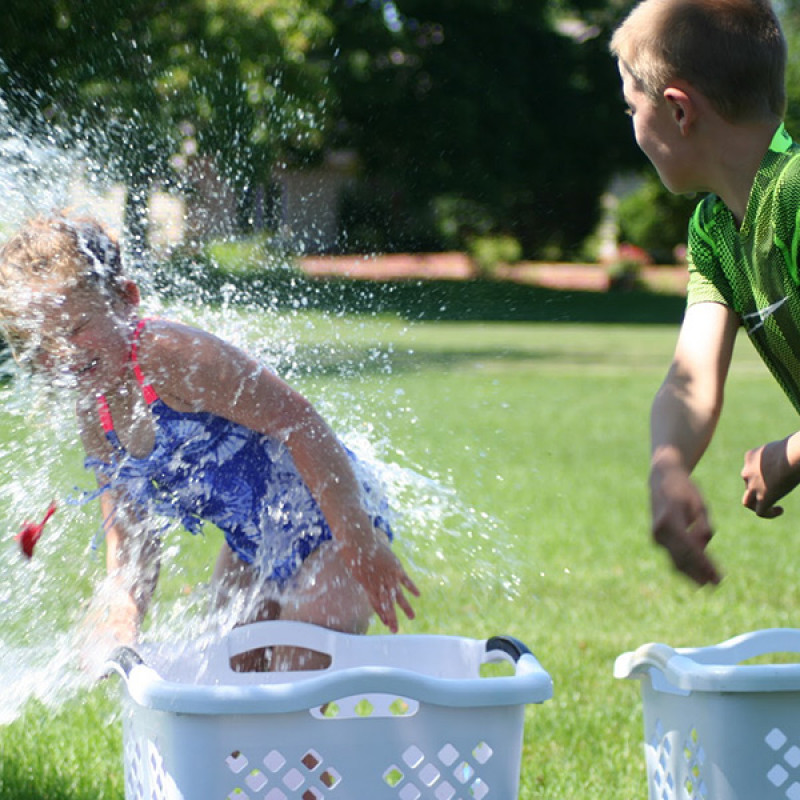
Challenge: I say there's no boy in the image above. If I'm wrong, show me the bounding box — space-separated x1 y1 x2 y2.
610 0 800 584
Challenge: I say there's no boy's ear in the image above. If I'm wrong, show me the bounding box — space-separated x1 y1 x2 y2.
663 85 695 135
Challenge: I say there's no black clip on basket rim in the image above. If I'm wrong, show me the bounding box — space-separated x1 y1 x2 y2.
485 635 531 663
107 645 146 678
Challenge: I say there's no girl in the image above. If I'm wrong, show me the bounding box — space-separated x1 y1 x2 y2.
0 215 418 668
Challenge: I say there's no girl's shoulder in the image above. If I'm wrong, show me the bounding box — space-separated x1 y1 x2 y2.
137 317 226 356
135 318 212 375
135 318 240 411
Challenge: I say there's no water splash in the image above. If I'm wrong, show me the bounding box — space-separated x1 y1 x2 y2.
0 108 520 724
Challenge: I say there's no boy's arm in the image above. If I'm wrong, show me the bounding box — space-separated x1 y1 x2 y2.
741 432 800 517
650 301 739 584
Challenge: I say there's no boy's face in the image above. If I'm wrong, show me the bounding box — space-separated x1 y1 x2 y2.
620 64 696 194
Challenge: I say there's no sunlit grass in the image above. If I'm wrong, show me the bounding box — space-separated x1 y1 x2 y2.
0 308 797 798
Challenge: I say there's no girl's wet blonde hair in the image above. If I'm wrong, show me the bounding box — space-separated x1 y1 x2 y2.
610 0 786 123
0 214 125 352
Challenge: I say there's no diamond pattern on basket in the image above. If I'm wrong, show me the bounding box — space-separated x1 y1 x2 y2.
381 741 494 798
646 719 676 800
124 736 175 800
223 746 342 799
765 726 800 799
682 727 707 799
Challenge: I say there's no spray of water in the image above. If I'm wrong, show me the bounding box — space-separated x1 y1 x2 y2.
0 106 520 723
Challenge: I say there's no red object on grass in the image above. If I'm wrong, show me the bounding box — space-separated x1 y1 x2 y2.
15 501 57 559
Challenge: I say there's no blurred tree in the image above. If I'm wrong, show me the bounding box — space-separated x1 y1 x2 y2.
0 0 646 259
0 0 333 255
324 0 640 257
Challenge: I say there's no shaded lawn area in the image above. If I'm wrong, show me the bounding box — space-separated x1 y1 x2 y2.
152 258 687 325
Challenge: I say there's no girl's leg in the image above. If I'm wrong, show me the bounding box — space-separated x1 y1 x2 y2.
272 540 372 670
210 541 373 671
210 543 279 671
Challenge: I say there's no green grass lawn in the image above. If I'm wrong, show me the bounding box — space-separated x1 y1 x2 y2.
1 292 799 798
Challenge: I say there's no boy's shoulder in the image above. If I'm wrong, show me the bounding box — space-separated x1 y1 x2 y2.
689 193 726 239
692 134 800 237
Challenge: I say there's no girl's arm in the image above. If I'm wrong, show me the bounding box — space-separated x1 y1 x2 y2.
76 404 161 657
95 489 161 646
139 321 419 631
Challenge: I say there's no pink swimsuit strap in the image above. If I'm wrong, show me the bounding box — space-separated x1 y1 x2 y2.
96 318 160 434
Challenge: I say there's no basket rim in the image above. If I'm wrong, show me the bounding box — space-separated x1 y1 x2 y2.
614 628 800 694
105 622 554 715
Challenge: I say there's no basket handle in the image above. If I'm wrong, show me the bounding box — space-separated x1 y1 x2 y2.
614 629 800 693
204 620 339 675
485 635 531 663
614 642 680 680
103 645 146 680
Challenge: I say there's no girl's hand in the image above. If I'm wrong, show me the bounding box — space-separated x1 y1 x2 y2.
75 588 140 678
338 530 419 633
741 433 800 518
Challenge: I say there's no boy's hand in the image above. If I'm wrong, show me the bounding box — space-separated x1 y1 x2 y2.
338 531 419 633
650 464 721 586
741 433 800 518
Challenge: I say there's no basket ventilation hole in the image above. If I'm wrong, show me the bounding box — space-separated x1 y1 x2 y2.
471 778 490 800
419 763 441 786
472 742 493 765
398 785 421 800
301 750 321 771
354 697 374 717
384 767 405 788
764 727 800 798
438 744 459 767
768 765 789 789
453 761 474 784
390 697 411 716
434 782 456 800
282 767 304 791
246 770 267 792
320 767 341 789
264 750 287 773
787 784 800 800
226 751 249 774
403 746 424 769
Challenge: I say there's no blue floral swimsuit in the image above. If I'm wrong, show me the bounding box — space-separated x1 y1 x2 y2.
87 320 392 583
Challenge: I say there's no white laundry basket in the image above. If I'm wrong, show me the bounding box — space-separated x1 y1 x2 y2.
614 629 800 800
105 620 553 800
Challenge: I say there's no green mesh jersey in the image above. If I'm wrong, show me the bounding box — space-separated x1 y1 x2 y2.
687 123 800 414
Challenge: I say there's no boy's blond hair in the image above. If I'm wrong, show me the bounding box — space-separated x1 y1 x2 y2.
610 0 786 123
